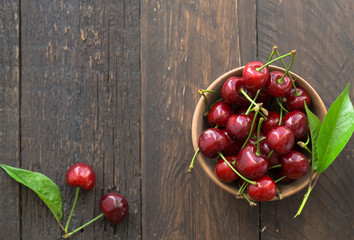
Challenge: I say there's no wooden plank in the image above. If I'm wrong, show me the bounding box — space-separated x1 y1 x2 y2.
20 1 141 239
141 1 259 239
257 1 354 239
0 1 20 239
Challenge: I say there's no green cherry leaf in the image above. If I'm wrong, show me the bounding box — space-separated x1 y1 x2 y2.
0 164 63 221
316 83 354 174
304 102 322 171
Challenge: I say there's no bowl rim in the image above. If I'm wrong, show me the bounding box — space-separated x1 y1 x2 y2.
191 65 327 200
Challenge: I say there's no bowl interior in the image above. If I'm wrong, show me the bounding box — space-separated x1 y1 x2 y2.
191 65 327 200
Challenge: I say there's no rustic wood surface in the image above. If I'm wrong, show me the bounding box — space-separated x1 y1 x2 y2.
0 0 353 239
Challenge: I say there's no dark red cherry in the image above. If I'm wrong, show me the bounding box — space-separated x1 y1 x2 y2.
257 88 271 106
207 101 234 127
247 175 276 202
281 150 309 179
215 156 239 182
99 193 129 224
243 61 269 90
282 110 309 139
65 163 96 191
266 126 294 154
285 87 311 112
198 128 229 158
221 77 255 107
226 114 253 140
260 140 280 166
236 144 269 179
221 130 241 156
266 71 292 97
261 111 280 133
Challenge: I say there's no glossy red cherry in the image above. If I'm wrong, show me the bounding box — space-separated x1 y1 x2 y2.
99 193 129 224
266 71 292 97
198 128 229 158
243 61 269 90
261 111 280 133
281 150 309 179
65 163 96 191
282 110 309 139
236 144 269 179
226 114 253 140
247 175 276 202
215 156 239 182
285 87 311 112
207 101 234 127
266 126 294 154
221 129 241 156
221 77 255 107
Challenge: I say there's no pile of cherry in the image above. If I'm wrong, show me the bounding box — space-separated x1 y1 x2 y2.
191 48 313 204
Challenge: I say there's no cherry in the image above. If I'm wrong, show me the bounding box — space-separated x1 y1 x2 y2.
282 110 309 140
281 150 309 179
247 175 276 202
198 128 229 158
226 114 253 140
100 193 129 224
266 71 292 97
266 126 294 154
221 77 255 107
261 111 280 133
285 87 311 112
63 192 129 238
215 156 239 182
257 88 271 106
260 140 280 166
207 101 234 127
221 129 241 156
243 61 269 90
236 144 269 179
65 163 96 191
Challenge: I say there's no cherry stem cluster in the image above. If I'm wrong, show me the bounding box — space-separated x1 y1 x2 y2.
256 118 264 156
241 105 261 149
240 89 268 120
256 51 293 72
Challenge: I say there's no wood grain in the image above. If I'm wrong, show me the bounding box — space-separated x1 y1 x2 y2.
0 1 20 239
20 0 140 239
141 1 259 239
257 1 354 239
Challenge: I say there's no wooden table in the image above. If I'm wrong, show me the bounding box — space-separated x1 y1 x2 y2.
0 1 353 239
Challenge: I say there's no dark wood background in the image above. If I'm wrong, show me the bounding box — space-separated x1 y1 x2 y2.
0 0 353 239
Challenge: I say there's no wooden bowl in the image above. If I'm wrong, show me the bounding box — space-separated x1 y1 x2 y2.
191 65 327 200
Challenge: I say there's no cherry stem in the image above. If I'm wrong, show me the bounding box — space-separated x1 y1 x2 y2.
256 118 264 156
278 100 283 126
256 51 293 72
276 187 283 199
268 46 278 62
277 50 296 84
218 152 256 185
275 50 300 96
269 164 281 170
294 185 313 218
276 97 289 113
65 187 80 233
199 90 211 112
274 176 287 184
241 107 260 149
267 150 274 159
245 89 261 115
297 141 312 154
238 181 248 195
243 192 257 207
188 148 200 172
199 89 221 97
63 213 104 238
240 89 268 120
